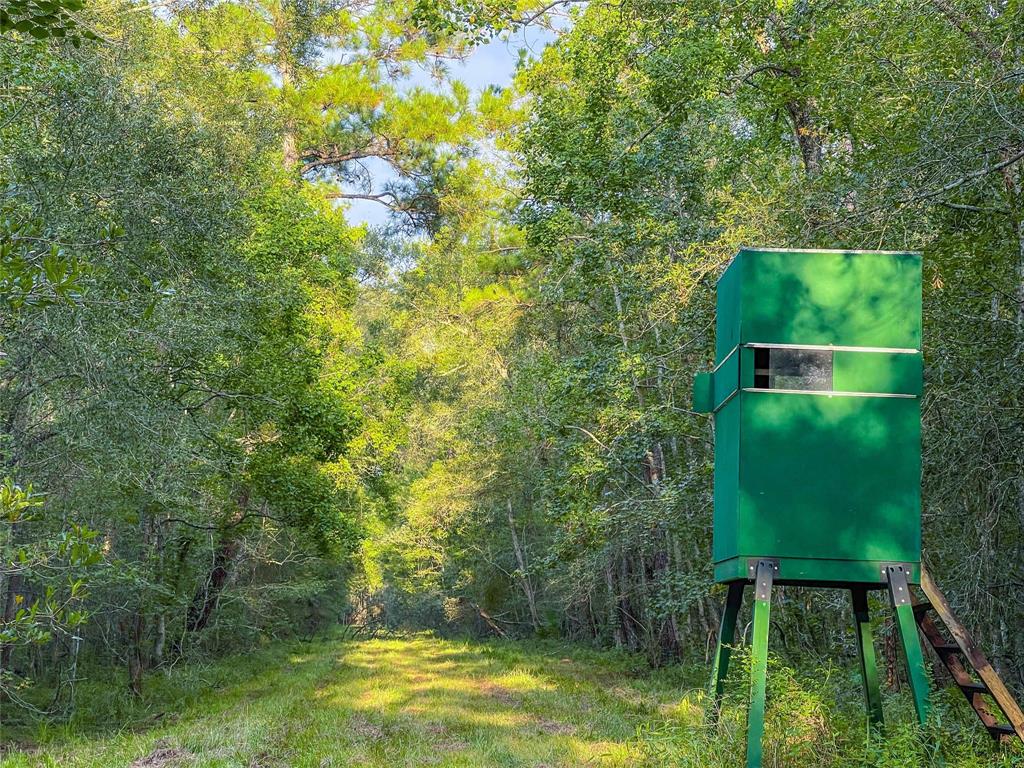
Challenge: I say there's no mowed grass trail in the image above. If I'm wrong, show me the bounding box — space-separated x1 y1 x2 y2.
1 634 712 768
5 633 1016 767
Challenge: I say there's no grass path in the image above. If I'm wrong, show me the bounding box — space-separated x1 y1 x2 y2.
3 632 1017 767
1 634 705 768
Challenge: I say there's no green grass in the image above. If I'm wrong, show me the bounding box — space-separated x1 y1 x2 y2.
1 632 1021 767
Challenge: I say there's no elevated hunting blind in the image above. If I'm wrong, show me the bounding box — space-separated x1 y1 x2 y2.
693 247 923 585
694 248 1024 768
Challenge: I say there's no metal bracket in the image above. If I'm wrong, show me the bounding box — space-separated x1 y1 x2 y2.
885 564 912 606
746 557 780 589
753 559 777 601
879 562 914 584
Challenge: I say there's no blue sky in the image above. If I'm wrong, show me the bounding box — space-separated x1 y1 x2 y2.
341 27 555 228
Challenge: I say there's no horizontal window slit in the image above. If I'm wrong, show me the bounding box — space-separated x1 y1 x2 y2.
753 347 833 391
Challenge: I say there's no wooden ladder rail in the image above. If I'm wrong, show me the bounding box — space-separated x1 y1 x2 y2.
915 567 1024 744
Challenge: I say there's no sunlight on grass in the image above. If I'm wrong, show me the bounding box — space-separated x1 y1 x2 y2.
660 693 707 727
0 632 678 768
494 667 557 694
4 633 1019 768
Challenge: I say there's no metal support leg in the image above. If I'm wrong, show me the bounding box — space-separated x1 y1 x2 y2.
886 565 930 725
709 582 744 719
851 588 884 727
746 560 775 768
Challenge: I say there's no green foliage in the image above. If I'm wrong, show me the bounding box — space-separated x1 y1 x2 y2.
0 479 100 707
411 0 572 43
0 214 84 312
365 18 1024 768
0 0 97 45
0 0 411 713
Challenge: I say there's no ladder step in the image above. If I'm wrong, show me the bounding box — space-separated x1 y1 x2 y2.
987 723 1015 737
920 568 1024 746
959 681 988 694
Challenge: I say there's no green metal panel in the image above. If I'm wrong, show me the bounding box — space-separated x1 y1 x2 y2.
740 346 756 388
715 257 742 362
833 351 921 395
713 556 921 585
739 249 922 349
712 398 740 564
735 393 921 565
693 372 713 413
713 348 739 409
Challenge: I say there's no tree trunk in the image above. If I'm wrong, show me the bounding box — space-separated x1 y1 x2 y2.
186 537 239 633
506 500 540 632
785 99 823 178
283 128 298 171
605 559 624 648
618 554 639 650
126 611 145 697
273 10 299 170
0 573 22 675
152 613 166 668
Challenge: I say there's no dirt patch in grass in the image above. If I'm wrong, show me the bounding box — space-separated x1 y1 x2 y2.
535 718 576 735
477 681 520 706
129 744 192 768
435 738 470 753
349 714 384 741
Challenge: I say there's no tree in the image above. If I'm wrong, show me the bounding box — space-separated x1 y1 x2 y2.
0 0 371 703
179 0 481 230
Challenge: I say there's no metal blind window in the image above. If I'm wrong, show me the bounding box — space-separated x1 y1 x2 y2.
753 347 833 391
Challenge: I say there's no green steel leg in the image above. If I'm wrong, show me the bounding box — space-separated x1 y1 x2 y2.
886 566 930 725
709 582 744 719
851 588 884 727
746 560 775 768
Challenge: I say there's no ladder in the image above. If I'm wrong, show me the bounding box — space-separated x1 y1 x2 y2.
914 567 1024 744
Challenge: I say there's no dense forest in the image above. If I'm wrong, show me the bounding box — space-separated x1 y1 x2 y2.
1 0 1023 749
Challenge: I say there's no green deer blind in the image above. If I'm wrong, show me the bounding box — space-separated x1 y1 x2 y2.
694 247 923 586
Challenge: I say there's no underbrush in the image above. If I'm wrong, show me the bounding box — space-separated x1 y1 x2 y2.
640 650 1023 767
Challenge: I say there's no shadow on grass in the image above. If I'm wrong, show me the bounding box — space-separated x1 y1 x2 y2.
1 632 352 746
